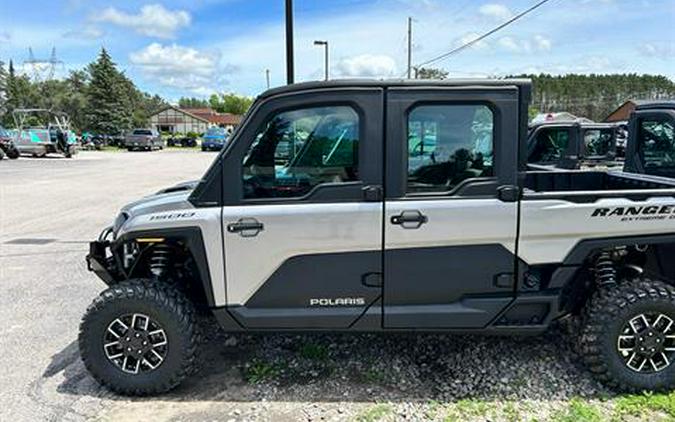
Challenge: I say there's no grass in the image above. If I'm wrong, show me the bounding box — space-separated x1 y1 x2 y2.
551 398 603 422
356 403 392 422
613 391 675 420
243 359 283 384
298 342 329 361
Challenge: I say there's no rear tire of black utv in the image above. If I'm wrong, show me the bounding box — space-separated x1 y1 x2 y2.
579 278 675 392
79 280 201 395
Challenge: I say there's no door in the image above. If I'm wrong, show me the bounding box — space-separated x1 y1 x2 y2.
220 89 384 329
626 110 675 179
383 87 521 328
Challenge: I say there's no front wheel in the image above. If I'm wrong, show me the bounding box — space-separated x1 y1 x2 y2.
79 280 200 395
580 278 675 392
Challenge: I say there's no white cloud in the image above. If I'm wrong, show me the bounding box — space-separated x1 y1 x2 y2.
130 43 235 95
63 26 103 40
93 4 191 39
478 3 513 21
454 32 490 50
640 42 675 59
533 34 552 51
496 35 552 53
334 54 397 78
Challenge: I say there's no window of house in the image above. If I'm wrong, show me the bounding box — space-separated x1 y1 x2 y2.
242 105 360 199
407 104 494 193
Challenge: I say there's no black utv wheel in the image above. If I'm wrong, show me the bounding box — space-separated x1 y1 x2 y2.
580 278 675 392
79 280 200 395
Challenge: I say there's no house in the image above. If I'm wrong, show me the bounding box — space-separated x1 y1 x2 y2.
149 106 243 135
604 100 656 123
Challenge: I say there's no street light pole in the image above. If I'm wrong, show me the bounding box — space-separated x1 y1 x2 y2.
407 16 413 79
313 40 328 81
265 69 271 89
285 0 294 84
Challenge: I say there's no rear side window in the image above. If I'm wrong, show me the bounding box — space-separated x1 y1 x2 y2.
242 105 360 199
584 128 614 156
406 104 494 193
529 128 569 164
638 118 675 173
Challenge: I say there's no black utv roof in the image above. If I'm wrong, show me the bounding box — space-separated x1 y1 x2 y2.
259 78 532 99
635 100 675 111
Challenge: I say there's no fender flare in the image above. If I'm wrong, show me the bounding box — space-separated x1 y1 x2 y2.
115 227 216 307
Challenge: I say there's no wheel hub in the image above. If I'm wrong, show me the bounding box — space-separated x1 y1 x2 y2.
103 313 168 374
617 313 675 373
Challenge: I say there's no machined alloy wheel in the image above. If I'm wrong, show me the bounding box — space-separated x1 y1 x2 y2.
580 278 675 392
617 313 674 373
79 280 200 395
104 313 168 374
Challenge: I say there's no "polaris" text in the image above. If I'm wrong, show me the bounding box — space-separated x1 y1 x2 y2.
309 298 366 306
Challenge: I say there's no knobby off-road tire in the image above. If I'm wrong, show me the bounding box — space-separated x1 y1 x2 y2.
79 279 201 395
580 278 675 392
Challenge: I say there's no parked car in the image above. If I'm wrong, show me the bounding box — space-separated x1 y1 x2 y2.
125 129 163 151
82 79 675 396
201 127 228 151
0 125 20 160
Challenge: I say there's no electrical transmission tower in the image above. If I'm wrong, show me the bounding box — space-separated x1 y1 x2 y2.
23 47 64 82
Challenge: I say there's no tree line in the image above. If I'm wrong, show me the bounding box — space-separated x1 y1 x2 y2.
416 68 675 121
178 93 253 116
0 48 166 133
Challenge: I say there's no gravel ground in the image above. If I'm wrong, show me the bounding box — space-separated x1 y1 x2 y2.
0 150 671 422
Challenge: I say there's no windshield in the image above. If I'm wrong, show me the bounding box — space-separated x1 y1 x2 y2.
132 129 153 135
205 127 226 136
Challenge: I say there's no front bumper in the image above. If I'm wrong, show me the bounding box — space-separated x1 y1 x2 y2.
86 226 117 285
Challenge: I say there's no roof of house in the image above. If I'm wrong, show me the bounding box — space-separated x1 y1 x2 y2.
152 105 242 125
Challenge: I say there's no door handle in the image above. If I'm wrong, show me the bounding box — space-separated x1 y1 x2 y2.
227 218 264 237
390 210 428 229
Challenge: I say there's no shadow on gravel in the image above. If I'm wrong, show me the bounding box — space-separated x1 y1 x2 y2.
44 323 616 405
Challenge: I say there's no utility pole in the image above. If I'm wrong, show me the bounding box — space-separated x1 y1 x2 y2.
313 40 329 81
285 0 294 84
407 17 413 79
265 69 271 89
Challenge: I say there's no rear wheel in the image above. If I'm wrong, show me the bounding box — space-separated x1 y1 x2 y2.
79 280 200 395
580 278 675 392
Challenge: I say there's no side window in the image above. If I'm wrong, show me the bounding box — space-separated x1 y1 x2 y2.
638 118 675 173
406 105 493 193
584 128 614 156
242 105 360 199
407 104 493 193
530 128 569 163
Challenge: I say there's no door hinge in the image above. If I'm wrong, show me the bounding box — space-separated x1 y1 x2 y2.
362 185 383 202
497 185 521 203
362 272 383 287
494 273 515 288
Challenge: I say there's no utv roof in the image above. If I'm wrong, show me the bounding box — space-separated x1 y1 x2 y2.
635 100 675 111
259 78 532 99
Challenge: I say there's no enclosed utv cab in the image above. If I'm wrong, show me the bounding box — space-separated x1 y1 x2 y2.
82 78 675 396
526 120 621 170
623 100 675 179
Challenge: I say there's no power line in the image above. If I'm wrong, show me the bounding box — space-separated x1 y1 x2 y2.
415 0 554 69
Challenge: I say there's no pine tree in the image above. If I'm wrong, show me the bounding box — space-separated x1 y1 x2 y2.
86 48 130 133
0 60 7 115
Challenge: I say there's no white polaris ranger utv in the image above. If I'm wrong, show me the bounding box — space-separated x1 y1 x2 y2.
82 79 675 395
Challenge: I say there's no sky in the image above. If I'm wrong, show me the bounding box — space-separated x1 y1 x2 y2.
0 0 673 101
